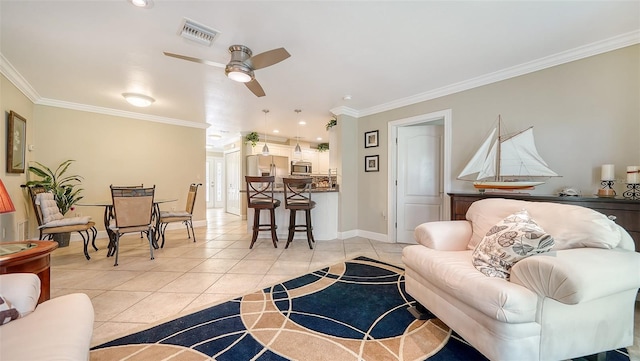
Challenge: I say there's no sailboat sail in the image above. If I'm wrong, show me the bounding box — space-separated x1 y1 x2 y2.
458 120 558 190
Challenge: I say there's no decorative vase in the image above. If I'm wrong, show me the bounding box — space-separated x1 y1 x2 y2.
52 232 71 247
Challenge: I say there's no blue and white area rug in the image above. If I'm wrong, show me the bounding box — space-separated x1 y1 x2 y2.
90 257 630 361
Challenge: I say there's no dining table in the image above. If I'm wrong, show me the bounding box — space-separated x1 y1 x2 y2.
77 198 177 251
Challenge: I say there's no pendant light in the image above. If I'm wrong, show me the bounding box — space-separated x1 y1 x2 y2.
294 109 302 156
262 109 270 156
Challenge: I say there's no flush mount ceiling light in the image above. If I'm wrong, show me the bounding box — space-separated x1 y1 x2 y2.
122 93 155 107
128 0 154 9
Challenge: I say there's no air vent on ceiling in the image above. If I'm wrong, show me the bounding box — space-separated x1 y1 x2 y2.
179 18 220 47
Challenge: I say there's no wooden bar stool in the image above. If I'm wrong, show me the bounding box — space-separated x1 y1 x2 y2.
283 177 316 249
245 176 280 249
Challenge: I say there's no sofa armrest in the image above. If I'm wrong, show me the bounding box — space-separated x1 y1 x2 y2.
414 221 472 251
0 273 41 317
511 248 640 304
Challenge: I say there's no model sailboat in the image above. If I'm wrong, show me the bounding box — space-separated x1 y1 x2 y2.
458 116 558 190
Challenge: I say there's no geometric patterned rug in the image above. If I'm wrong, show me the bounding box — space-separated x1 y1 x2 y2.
89 257 630 361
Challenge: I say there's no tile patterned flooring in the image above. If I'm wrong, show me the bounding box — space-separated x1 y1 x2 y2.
50 209 409 347
49 209 639 360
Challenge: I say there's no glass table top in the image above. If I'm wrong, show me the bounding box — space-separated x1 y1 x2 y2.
0 242 37 256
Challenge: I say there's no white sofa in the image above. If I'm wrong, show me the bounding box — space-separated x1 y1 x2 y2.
402 198 640 361
0 273 94 361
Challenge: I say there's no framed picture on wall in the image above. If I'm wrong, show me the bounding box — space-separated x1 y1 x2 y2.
364 130 379 148
7 111 26 174
365 155 379 172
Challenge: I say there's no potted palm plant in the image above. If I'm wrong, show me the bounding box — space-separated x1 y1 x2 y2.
25 159 85 246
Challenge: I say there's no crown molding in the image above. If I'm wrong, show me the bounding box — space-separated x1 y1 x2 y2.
0 53 40 102
358 30 640 118
329 106 359 118
35 97 209 129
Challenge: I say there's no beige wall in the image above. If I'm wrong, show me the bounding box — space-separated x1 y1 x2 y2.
1 74 34 240
356 44 640 236
1 73 206 240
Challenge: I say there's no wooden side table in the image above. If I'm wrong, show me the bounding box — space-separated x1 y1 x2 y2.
0 241 58 304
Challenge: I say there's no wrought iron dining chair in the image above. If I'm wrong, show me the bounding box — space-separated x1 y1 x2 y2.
26 185 98 260
158 183 201 248
108 185 155 266
245 176 280 249
282 177 316 249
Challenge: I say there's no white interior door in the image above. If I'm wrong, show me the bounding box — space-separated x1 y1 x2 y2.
225 150 241 215
206 156 224 208
396 125 443 243
214 158 224 208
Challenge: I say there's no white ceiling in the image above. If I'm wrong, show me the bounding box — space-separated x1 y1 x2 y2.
1 1 639 150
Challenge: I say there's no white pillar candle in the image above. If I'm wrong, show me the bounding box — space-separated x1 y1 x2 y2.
627 166 639 184
601 164 615 181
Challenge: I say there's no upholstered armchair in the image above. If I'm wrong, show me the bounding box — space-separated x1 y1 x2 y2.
402 198 640 361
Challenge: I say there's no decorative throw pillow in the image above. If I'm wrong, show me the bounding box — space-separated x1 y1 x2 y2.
472 209 555 280
0 294 20 326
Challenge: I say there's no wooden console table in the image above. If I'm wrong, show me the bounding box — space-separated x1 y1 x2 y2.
0 241 58 303
449 193 640 252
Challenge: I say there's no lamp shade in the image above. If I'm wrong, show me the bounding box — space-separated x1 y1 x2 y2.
0 179 16 214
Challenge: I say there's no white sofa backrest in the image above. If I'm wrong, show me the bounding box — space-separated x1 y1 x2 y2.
466 198 626 251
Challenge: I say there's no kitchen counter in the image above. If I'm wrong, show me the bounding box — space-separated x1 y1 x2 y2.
241 186 339 193
245 190 338 241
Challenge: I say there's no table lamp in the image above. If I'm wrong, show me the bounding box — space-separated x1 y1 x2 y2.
0 179 16 213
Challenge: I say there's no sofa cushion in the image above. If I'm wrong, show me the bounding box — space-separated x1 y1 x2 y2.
0 295 20 325
0 293 94 361
402 245 538 323
472 210 555 280
466 198 620 251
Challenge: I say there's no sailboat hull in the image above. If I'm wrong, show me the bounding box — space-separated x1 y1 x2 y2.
473 181 545 190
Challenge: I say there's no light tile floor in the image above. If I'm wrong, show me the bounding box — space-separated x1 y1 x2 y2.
49 209 640 360
50 209 409 347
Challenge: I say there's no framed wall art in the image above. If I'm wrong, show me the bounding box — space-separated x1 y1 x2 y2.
365 155 379 172
7 111 26 174
364 130 379 148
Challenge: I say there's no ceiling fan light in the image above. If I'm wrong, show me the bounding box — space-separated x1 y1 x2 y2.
227 70 252 83
122 93 155 107
128 0 153 8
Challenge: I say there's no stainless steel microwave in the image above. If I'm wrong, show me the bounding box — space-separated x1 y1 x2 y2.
291 161 312 175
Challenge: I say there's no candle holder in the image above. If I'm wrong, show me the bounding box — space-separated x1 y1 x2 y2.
597 180 616 198
623 183 640 200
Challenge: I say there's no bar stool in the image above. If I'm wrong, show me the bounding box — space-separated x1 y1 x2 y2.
283 177 316 249
245 176 280 249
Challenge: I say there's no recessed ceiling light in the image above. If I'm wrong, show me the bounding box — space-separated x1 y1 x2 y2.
317 137 322 141
273 129 279 133
298 121 306 125
128 0 154 9
122 93 155 107
209 134 222 140
343 95 352 100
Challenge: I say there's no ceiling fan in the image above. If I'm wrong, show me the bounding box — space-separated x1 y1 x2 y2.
164 45 290 97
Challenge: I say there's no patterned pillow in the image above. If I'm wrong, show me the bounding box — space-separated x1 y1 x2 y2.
472 209 555 280
0 294 20 326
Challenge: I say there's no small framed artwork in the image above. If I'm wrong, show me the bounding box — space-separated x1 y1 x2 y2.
7 111 26 174
365 155 379 172
364 130 379 148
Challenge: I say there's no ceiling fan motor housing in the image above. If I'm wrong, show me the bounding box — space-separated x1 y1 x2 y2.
225 45 255 81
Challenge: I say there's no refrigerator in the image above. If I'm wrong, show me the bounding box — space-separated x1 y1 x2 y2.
246 155 289 185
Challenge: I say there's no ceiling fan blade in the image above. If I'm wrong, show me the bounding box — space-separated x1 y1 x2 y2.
245 79 266 97
163 52 225 68
249 48 290 70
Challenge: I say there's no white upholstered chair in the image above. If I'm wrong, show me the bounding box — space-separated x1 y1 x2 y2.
402 198 640 361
